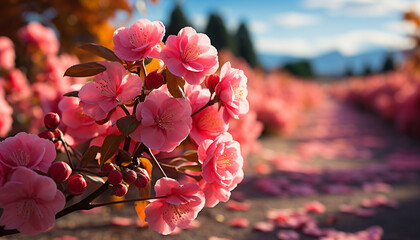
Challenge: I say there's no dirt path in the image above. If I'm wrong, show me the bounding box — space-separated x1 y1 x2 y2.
4 99 420 240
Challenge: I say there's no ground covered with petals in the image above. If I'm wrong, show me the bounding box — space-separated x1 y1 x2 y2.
3 99 420 240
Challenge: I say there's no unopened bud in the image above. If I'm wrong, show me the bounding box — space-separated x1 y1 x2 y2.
38 130 55 140
67 174 87 196
123 169 137 184
205 74 220 93
102 163 115 177
44 112 60 131
112 184 128 197
49 161 72 182
145 70 164 89
108 169 123 185
134 168 150 188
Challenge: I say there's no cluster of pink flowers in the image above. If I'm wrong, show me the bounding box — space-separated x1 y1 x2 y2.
0 18 249 236
331 71 420 137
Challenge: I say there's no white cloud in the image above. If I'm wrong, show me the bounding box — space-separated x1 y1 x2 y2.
249 20 270 34
303 0 420 17
256 29 415 57
385 21 417 34
273 12 322 28
192 14 207 31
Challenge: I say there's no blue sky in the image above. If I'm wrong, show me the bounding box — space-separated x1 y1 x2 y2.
127 0 420 57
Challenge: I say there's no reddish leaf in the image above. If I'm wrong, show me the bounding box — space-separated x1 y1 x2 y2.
64 62 106 77
165 69 185 98
116 115 140 136
63 91 79 97
134 182 151 227
80 146 101 167
78 43 122 63
99 134 125 167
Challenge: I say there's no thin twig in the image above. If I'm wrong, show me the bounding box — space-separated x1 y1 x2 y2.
90 196 166 208
146 147 167 178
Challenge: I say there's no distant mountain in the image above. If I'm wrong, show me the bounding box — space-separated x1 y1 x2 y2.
258 49 404 76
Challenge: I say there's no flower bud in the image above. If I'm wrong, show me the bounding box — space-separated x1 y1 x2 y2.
145 70 164 89
68 174 87 196
38 130 55 140
44 112 60 131
102 163 115 177
123 169 137 184
48 161 72 182
108 169 123 185
112 184 128 197
53 129 63 139
134 168 150 188
205 74 220 93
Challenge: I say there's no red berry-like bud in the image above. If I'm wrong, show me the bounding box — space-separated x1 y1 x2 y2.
38 130 55 140
54 141 63 149
102 163 115 177
145 70 164 89
112 184 128 197
44 112 60 131
67 174 87 196
53 129 63 139
49 161 72 182
205 74 220 93
123 169 137 184
108 169 123 185
134 168 150 188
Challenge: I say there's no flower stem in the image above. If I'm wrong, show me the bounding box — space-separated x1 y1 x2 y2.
146 147 167 178
191 97 217 117
90 196 166 208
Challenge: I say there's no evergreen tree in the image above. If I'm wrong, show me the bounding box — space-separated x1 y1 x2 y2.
205 13 231 51
283 60 314 78
363 64 373 76
382 54 395 72
344 66 354 77
164 4 190 41
235 22 258 68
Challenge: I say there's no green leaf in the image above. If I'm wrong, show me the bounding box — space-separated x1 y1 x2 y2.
80 146 101 167
99 134 125 166
165 69 185 98
78 43 122 63
64 62 106 77
116 115 140 136
63 91 79 97
178 164 202 172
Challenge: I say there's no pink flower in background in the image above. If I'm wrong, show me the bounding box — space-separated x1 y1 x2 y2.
161 27 218 85
199 133 243 187
215 62 249 120
18 22 59 56
0 92 13 138
0 167 65 235
145 177 204 235
113 19 165 61
4 69 32 103
58 97 109 143
0 36 15 69
78 61 142 120
130 90 192 152
0 132 55 173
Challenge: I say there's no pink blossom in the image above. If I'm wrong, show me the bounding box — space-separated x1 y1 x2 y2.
229 218 249 228
0 36 15 69
161 27 218 85
253 221 275 232
79 61 142 120
18 22 59 56
130 90 192 152
199 172 243 208
304 201 326 213
199 133 243 188
0 167 65 235
145 177 205 235
5 69 32 103
215 62 249 120
113 19 165 61
0 132 55 173
0 92 13 138
59 85 109 143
